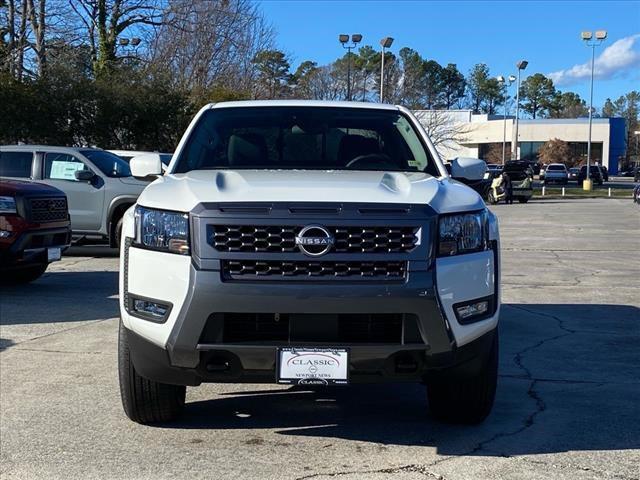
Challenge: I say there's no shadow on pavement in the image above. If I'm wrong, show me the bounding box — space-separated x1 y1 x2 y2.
0 271 119 325
164 303 640 457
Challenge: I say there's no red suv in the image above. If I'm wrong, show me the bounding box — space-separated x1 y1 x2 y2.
1 179 71 283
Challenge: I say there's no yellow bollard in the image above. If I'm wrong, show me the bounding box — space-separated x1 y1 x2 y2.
583 179 593 191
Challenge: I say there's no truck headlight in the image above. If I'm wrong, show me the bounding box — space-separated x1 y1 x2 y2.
0 196 17 214
134 206 190 255
438 210 489 257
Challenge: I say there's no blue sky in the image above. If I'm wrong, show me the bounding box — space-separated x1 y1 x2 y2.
259 0 640 109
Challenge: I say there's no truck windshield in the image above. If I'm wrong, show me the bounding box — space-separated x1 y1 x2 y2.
81 150 132 178
173 107 436 174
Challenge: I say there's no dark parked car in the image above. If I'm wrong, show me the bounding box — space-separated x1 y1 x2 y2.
568 167 580 182
577 165 604 186
0 178 71 283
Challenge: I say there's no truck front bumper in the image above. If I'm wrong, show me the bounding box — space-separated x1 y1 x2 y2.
124 256 497 386
0 226 71 269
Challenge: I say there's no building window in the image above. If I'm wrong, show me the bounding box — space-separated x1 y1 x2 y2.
569 142 603 164
519 142 545 162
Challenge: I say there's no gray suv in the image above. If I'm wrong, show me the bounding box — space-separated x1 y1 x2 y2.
0 146 149 246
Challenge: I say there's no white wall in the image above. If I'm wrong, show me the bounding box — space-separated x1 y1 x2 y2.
414 111 613 167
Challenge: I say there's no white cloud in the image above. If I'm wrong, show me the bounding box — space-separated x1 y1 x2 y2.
548 34 640 86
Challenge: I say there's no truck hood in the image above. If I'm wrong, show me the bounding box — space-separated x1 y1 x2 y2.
0 178 66 197
136 170 485 214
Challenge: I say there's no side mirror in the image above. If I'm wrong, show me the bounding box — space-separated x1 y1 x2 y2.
130 153 163 178
450 157 487 181
74 170 95 182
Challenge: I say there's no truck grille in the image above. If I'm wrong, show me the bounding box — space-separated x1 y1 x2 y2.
211 225 419 253
200 313 419 344
224 260 406 280
28 198 68 223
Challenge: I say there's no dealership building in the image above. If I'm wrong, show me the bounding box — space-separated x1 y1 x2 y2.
414 110 627 174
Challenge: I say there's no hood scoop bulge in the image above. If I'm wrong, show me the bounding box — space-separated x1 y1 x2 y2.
379 172 412 196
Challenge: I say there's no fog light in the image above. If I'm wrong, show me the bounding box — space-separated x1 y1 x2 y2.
0 230 12 238
453 296 494 324
457 301 488 319
132 298 170 322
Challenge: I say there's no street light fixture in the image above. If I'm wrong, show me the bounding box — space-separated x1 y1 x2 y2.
339 33 363 101
118 37 141 47
497 74 517 165
511 60 528 160
379 37 394 103
582 29 607 191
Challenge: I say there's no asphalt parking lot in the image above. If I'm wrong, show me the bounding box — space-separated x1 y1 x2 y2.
1 198 639 480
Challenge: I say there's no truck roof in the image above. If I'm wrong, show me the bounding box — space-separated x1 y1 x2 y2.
0 145 103 154
207 100 401 111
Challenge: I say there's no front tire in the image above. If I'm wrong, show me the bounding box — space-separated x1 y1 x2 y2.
114 216 124 249
427 330 498 424
487 191 498 205
118 320 186 424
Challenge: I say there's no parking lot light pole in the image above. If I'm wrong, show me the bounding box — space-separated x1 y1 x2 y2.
497 75 516 165
511 60 528 161
634 131 640 180
379 37 394 103
581 30 607 191
339 34 362 101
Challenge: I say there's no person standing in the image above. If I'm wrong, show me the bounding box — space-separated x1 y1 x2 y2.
502 172 513 204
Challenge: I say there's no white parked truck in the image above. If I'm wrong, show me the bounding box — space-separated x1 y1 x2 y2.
118 101 501 425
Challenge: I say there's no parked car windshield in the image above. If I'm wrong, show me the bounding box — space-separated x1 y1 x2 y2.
81 150 132 177
173 107 437 175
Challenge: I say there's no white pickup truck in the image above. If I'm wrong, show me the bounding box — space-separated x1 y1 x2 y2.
118 100 501 425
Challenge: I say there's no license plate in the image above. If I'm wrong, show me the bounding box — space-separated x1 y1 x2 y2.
47 247 61 262
277 348 349 386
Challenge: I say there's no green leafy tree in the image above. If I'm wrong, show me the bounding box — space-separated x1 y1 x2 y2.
601 98 616 117
353 45 379 101
600 91 639 162
549 91 588 118
519 73 556 119
466 63 504 114
422 59 444 109
483 77 505 115
397 47 426 108
332 51 358 100
467 63 489 113
289 60 320 99
252 49 291 99
440 63 465 109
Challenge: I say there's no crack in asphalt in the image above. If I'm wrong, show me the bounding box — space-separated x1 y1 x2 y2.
8 347 108 355
511 456 640 480
294 304 587 480
0 318 113 350
294 463 447 480
461 305 576 458
499 373 638 386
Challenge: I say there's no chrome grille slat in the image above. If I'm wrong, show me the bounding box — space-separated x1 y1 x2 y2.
212 225 418 254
